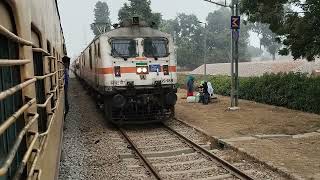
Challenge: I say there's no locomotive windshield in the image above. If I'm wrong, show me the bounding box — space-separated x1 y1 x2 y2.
144 38 169 58
111 39 137 58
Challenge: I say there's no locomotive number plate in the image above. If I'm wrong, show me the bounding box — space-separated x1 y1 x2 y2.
149 64 161 72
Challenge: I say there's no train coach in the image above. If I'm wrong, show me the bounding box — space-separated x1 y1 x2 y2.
74 17 177 124
0 0 67 179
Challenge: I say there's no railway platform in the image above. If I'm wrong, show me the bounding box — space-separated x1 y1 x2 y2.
176 89 320 179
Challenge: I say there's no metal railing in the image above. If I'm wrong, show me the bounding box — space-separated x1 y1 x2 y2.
0 25 34 46
0 113 39 176
0 24 65 179
0 78 36 101
0 59 31 66
37 94 54 108
50 85 58 94
47 56 56 60
32 48 50 56
12 131 39 180
34 71 57 80
0 25 39 179
0 98 36 135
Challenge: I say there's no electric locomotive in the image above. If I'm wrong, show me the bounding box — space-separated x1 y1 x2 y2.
74 17 177 124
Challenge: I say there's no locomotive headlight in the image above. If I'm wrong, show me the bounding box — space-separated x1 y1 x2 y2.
137 67 142 73
137 66 148 74
142 67 148 73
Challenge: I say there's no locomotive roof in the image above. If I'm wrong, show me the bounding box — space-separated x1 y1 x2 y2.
103 26 171 39
78 27 171 57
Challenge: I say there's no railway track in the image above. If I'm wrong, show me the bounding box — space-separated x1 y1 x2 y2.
117 123 255 180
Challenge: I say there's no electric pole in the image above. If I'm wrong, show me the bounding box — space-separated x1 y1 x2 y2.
204 23 207 78
198 21 208 79
203 0 240 110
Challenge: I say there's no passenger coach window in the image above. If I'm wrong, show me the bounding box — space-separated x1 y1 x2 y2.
144 38 169 58
111 39 137 58
89 48 93 69
98 43 101 57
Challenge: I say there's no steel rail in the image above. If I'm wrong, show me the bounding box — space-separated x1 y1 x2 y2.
163 124 254 180
117 127 162 180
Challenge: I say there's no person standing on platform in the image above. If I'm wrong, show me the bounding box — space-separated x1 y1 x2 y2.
62 55 70 118
186 75 195 97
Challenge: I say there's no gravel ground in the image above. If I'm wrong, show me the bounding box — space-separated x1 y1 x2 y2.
166 120 211 143
59 79 134 180
139 143 188 152
156 160 220 172
162 168 231 180
165 119 290 180
148 153 204 164
130 137 181 146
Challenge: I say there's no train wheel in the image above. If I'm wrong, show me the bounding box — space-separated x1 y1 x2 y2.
170 106 175 119
104 98 112 121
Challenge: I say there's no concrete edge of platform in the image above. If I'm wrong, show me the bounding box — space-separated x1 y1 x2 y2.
174 118 305 180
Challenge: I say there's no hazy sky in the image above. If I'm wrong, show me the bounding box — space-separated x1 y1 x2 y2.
57 0 257 58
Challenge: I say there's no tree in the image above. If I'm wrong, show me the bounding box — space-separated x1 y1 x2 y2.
260 31 281 60
205 8 251 63
241 0 320 61
161 14 204 68
251 23 281 60
160 9 252 69
91 1 111 36
248 46 263 58
118 0 161 28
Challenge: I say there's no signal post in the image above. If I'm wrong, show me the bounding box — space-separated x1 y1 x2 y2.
203 0 240 110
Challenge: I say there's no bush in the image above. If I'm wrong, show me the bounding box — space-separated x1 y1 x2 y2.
177 73 320 114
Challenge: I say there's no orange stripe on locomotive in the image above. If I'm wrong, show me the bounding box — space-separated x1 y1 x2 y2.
96 66 177 75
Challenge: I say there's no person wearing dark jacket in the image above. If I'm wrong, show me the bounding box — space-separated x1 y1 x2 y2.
199 81 210 105
62 55 70 118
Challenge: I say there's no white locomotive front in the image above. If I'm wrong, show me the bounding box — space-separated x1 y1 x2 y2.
74 18 177 124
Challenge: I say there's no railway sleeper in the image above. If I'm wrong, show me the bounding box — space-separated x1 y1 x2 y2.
156 160 220 173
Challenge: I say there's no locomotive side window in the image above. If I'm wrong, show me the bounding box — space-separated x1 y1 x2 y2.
111 39 137 58
143 38 169 58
